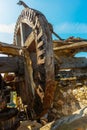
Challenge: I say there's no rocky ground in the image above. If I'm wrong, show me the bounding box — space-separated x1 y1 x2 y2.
48 79 87 121
17 106 87 130
17 79 87 130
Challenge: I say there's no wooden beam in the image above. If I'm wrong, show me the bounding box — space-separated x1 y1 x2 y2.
20 23 25 46
0 57 24 74
72 68 87 77
0 41 21 56
53 41 87 51
59 57 87 69
24 31 35 48
58 68 87 79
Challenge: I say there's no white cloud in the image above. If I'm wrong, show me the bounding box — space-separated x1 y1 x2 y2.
0 23 15 33
54 22 87 34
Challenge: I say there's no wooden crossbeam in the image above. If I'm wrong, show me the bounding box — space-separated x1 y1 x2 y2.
0 41 21 56
24 31 35 48
0 57 24 74
53 41 87 51
59 57 87 69
58 68 87 79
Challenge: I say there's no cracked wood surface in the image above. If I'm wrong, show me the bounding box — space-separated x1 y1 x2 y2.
0 57 24 73
58 57 87 69
0 41 21 56
53 40 87 57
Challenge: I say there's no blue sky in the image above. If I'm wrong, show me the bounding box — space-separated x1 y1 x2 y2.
0 0 87 46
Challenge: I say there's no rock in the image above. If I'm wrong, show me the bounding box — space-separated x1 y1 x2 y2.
40 107 87 130
17 120 42 130
51 108 57 113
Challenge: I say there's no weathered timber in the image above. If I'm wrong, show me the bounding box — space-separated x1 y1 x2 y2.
53 41 87 51
53 40 87 57
59 57 87 69
23 49 35 118
0 41 21 56
67 68 87 78
20 23 25 46
24 31 35 48
14 7 55 118
58 68 87 79
0 57 24 74
59 77 76 81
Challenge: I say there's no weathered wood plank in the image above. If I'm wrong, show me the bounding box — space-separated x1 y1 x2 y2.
71 68 87 77
53 41 87 51
58 57 87 69
58 68 87 79
24 31 35 48
0 57 24 74
0 41 21 56
20 23 25 46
